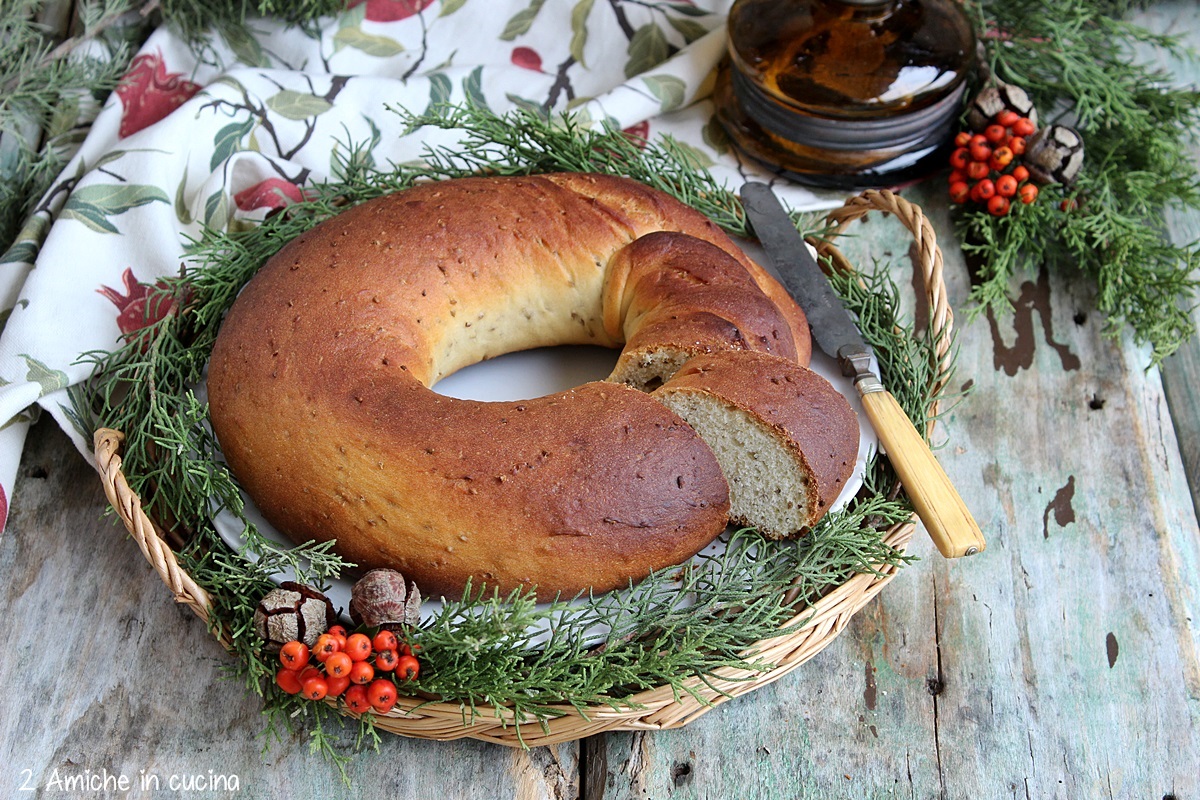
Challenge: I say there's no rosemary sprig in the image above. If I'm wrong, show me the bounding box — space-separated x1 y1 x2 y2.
394 104 752 237
82 103 936 754
964 0 1200 365
410 517 912 720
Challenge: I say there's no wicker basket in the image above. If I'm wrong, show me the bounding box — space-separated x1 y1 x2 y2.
93 189 952 747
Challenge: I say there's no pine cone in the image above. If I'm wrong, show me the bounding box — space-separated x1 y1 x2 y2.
350 569 423 631
1024 125 1084 186
967 82 1038 132
252 581 337 650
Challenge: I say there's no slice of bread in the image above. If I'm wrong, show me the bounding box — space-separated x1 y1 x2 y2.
652 350 860 538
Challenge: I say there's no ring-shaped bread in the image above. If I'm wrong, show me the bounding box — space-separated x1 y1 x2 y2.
207 173 813 599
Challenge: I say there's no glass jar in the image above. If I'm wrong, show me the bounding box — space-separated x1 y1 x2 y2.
714 0 977 189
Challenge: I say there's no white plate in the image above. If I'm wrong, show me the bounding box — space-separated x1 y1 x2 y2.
211 340 875 627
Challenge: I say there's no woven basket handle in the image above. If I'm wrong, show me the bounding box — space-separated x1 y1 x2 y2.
814 189 984 558
819 188 954 400
93 428 213 620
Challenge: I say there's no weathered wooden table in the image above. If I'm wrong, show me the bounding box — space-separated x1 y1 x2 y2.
3 4 1198 798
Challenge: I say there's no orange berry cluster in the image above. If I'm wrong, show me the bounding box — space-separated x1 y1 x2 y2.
274 625 420 715
948 110 1040 217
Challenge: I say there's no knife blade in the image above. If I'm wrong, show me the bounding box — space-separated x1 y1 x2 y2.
741 181 985 558
741 183 874 377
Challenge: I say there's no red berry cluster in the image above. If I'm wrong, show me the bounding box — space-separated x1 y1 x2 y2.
274 625 420 715
948 110 1040 216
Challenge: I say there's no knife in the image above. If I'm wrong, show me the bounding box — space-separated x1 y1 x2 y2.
740 181 985 558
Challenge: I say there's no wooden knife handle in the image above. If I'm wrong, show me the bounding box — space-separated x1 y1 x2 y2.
859 387 986 558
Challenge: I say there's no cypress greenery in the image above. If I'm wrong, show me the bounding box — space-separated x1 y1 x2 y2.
81 104 932 763
963 0 1200 365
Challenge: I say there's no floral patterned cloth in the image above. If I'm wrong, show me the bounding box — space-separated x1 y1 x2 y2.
0 0 842 531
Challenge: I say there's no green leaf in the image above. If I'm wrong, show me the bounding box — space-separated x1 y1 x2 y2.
627 24 671 79
430 51 458 71
67 183 171 214
60 204 119 234
207 75 247 95
505 94 550 120
1 214 49 264
439 0 469 16
175 165 193 225
338 3 366 28
569 0 595 68
0 406 40 432
666 15 710 44
672 140 714 169
18 214 49 243
93 150 129 170
265 90 334 121
204 189 229 230
333 26 405 58
361 114 382 157
499 0 547 41
701 113 730 155
21 354 69 395
462 66 490 111
61 184 169 233
210 118 255 171
663 2 710 17
642 74 687 112
425 73 453 114
0 240 40 266
221 23 270 67
227 217 260 235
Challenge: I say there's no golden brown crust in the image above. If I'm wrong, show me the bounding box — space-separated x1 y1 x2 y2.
604 232 800 380
207 173 813 600
554 173 811 365
209 364 729 599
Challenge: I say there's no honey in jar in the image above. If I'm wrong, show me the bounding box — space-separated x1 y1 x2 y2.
714 0 977 188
